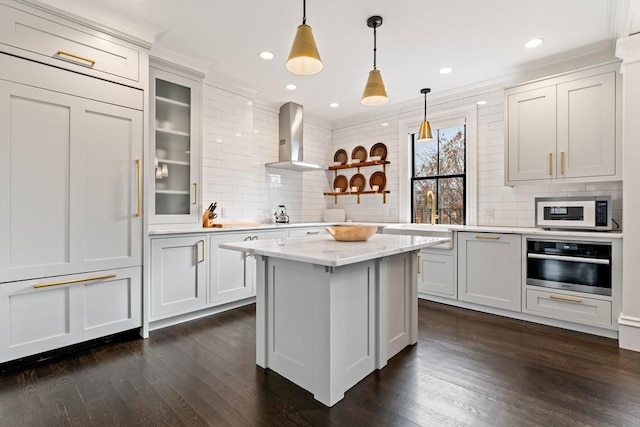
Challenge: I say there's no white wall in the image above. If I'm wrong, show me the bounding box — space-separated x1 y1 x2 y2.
201 84 332 224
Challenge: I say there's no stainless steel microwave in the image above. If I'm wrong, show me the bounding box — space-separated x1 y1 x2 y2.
535 196 612 231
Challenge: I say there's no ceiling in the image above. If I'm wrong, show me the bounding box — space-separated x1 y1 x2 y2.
69 0 633 124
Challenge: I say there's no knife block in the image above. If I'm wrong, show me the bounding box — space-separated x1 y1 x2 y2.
202 210 214 228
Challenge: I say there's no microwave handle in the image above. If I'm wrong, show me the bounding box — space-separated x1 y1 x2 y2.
527 253 609 265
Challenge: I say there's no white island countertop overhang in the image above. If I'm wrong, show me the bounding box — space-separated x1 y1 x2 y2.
218 233 452 267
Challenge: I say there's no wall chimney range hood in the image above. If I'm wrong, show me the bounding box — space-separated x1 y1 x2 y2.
265 102 323 171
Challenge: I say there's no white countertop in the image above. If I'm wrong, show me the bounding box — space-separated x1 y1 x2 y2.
219 234 451 267
149 222 622 240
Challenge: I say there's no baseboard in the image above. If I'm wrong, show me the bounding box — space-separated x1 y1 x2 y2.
618 314 640 352
148 298 256 332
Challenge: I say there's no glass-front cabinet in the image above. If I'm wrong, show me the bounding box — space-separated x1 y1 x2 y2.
149 60 203 225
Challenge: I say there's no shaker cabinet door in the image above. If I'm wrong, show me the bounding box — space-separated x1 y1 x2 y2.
0 75 142 282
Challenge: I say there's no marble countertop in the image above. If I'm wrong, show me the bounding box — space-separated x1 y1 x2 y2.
219 234 451 267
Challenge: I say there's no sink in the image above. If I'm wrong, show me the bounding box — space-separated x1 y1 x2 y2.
382 224 456 249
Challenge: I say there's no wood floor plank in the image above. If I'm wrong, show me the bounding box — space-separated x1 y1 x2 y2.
1 300 639 426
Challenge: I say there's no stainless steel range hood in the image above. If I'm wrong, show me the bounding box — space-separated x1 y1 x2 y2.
265 102 324 171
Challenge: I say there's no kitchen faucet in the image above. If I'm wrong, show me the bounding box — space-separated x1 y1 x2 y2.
425 191 438 225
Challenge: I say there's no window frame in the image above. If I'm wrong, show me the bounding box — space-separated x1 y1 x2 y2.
410 125 467 224
398 104 478 225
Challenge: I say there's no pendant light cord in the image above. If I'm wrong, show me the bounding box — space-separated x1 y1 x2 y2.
423 92 427 121
302 0 306 24
373 24 377 70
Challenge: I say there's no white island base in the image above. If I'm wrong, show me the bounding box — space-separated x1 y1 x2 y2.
255 252 417 407
220 234 450 407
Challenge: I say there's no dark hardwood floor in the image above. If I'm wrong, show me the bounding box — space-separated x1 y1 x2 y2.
1 300 639 426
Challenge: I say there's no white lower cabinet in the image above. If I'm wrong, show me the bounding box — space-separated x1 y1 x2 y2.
150 236 207 321
457 232 522 311
524 288 613 329
418 250 456 298
0 267 141 363
209 230 287 305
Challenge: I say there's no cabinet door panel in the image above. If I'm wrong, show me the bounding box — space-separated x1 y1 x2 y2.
557 72 616 178
458 233 521 311
0 81 75 279
507 86 557 181
82 104 142 268
210 233 254 305
150 237 206 320
418 252 456 298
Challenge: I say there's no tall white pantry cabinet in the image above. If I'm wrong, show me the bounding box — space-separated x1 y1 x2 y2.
0 0 149 363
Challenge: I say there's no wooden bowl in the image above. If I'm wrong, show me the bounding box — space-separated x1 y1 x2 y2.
325 225 378 241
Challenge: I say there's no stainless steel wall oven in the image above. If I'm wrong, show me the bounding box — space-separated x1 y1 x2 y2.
526 239 612 296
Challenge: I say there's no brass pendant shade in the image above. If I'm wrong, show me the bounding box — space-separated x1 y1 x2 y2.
286 24 323 75
286 0 323 76
361 16 388 107
416 88 434 141
361 69 388 106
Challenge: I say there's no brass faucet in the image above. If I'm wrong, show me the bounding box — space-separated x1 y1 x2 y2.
425 191 438 225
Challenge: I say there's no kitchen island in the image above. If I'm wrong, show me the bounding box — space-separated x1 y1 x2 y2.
220 232 450 406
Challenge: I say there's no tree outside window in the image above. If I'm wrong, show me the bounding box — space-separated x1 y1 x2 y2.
411 125 466 224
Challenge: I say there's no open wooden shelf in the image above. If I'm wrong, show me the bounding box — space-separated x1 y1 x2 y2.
323 190 390 204
328 160 389 171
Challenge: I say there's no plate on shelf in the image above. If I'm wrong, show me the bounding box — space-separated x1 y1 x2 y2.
333 175 348 192
334 149 348 165
369 171 387 191
370 143 388 160
349 173 366 192
351 146 367 163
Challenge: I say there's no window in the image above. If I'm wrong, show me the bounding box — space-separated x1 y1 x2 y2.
411 124 466 225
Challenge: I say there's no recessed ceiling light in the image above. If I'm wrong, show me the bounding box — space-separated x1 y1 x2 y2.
476 100 487 105
525 38 543 49
439 67 453 74
260 51 274 60
329 102 339 108
381 122 389 126
286 84 297 90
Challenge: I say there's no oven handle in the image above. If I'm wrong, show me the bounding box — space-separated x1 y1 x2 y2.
527 253 610 265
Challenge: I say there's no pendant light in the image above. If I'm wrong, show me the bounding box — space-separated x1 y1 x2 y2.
417 88 434 141
361 16 388 106
286 0 323 75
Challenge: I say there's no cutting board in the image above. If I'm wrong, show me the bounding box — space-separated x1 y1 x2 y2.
323 209 346 222
209 222 263 228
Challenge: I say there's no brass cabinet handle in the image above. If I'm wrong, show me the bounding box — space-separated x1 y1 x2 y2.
135 159 141 217
550 294 582 304
560 151 565 175
475 235 500 240
34 273 116 289
56 50 96 66
198 240 205 263
192 183 198 205
548 153 553 176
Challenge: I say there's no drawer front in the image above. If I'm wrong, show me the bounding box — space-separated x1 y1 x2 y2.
1 3 140 83
525 288 613 329
0 267 141 363
418 252 456 298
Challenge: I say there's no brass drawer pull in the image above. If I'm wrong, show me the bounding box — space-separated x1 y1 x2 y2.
550 294 582 304
34 273 116 289
475 235 500 240
198 240 205 263
192 183 198 205
548 152 553 176
560 151 565 175
56 50 96 66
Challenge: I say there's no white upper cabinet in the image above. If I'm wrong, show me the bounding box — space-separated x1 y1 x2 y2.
505 63 620 185
0 55 142 283
149 61 203 226
0 2 143 88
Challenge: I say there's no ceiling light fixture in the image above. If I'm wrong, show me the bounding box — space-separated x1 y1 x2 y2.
260 51 274 60
329 102 339 108
439 67 453 74
286 84 297 90
361 16 388 107
286 0 323 75
525 38 543 49
417 88 433 141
